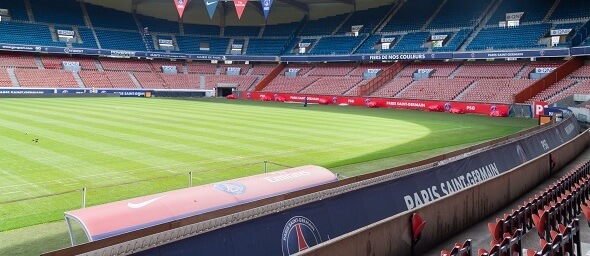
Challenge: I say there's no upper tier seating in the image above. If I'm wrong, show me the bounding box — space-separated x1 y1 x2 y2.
134 72 165 89
30 0 85 26
309 35 366 55
299 77 362 95
186 63 217 74
159 74 200 89
41 56 98 70
432 29 470 52
306 65 356 77
455 62 524 78
370 77 414 98
75 28 99 49
354 35 382 54
336 5 391 35
381 0 441 32
15 69 78 88
0 22 62 47
137 14 179 34
246 38 286 56
487 0 553 25
262 76 319 93
0 0 29 21
204 75 257 91
225 26 260 37
263 22 300 37
299 14 348 36
95 29 147 52
0 68 13 87
176 36 229 55
182 23 220 36
100 59 152 72
396 78 474 101
549 0 590 21
466 24 550 51
383 32 429 53
427 0 491 29
458 79 534 103
85 4 137 31
0 53 37 68
400 62 461 77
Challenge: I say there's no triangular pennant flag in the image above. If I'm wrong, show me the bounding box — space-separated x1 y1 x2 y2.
233 0 248 19
262 0 274 19
204 0 218 19
173 0 191 18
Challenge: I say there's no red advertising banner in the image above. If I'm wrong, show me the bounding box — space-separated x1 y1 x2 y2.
173 0 190 18
233 0 248 19
533 101 548 118
242 92 510 116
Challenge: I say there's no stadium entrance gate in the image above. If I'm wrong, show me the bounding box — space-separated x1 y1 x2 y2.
216 83 237 97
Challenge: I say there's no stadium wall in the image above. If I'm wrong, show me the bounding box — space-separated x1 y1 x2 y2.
299 127 590 256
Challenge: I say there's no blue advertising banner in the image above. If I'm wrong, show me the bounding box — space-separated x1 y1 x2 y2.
262 0 274 19
453 48 570 59
0 88 55 94
135 117 579 256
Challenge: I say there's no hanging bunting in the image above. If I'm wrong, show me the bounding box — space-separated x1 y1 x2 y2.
233 0 248 19
262 0 274 19
204 0 218 19
173 0 191 18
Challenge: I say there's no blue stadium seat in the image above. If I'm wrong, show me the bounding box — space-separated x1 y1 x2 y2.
95 29 147 51
383 32 429 53
246 38 286 55
75 27 99 49
0 21 62 46
354 35 382 54
85 3 137 31
381 0 441 33
263 22 300 37
487 0 553 25
432 29 470 52
29 0 85 26
427 0 491 29
176 36 229 55
299 14 348 36
336 5 391 35
309 35 367 55
467 24 550 51
183 23 220 36
136 14 179 34
225 26 260 37
0 0 29 21
549 0 590 21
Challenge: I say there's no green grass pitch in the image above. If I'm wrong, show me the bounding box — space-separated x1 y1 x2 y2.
0 97 536 254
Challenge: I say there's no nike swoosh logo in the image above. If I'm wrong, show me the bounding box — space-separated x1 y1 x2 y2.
127 195 166 209
206 1 216 5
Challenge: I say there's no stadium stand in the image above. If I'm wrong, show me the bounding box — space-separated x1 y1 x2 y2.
14 69 78 88
380 0 441 33
396 78 474 100
454 62 525 78
85 3 138 31
250 64 276 76
549 0 590 21
458 79 534 103
369 77 414 98
151 61 182 73
204 74 257 91
306 64 356 77
0 0 29 21
220 64 250 75
133 72 165 89
224 26 260 37
136 14 179 34
467 24 551 51
0 68 13 86
176 36 229 55
348 63 392 77
159 73 200 89
246 38 287 56
432 29 470 52
99 59 151 72
94 29 147 52
354 35 382 54
262 22 300 37
336 5 391 35
74 28 100 49
104 71 136 88
383 32 429 53
0 22 62 47
0 53 38 68
299 14 348 36
78 71 111 88
309 35 367 55
486 0 553 25
29 0 85 26
262 76 319 93
399 62 462 77
186 62 216 74
427 0 491 29
40 55 98 70
299 77 362 95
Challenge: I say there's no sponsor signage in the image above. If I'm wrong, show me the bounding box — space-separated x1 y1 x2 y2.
550 29 573 36
158 39 174 45
534 67 555 74
431 34 447 41
233 0 248 19
62 61 80 66
298 43 311 48
351 25 364 33
366 69 381 74
262 0 273 19
227 67 241 72
0 8 9 16
381 37 396 43
204 0 218 19
173 0 190 18
57 30 75 36
506 12 524 21
231 44 243 49
533 101 548 118
417 68 434 74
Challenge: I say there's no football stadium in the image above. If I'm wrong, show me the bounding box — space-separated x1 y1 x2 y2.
0 0 589 255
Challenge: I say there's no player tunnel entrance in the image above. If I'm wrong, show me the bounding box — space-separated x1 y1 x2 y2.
216 83 237 97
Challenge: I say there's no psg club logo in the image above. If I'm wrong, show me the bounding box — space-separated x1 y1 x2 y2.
281 216 322 256
213 182 247 195
444 102 452 111
490 105 498 111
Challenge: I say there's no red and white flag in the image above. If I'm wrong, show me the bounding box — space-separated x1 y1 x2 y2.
233 0 248 19
173 0 191 18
